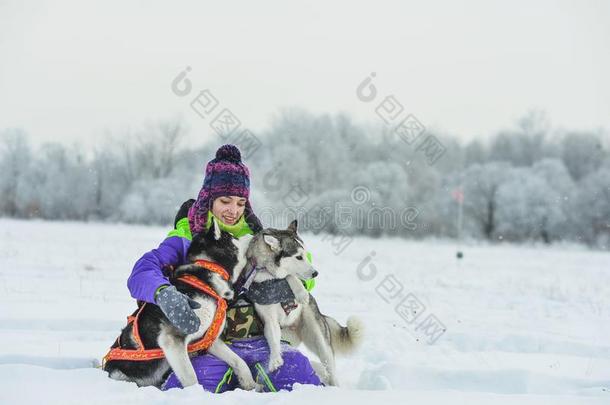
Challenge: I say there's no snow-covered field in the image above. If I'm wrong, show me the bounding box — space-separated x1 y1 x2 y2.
0 218 609 404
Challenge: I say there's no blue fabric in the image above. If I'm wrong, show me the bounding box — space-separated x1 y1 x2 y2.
161 336 322 392
127 236 190 304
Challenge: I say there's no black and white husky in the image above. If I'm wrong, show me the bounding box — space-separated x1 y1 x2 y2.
104 219 258 390
246 220 364 386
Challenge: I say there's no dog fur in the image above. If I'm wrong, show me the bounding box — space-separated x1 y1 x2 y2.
104 219 258 390
247 220 364 386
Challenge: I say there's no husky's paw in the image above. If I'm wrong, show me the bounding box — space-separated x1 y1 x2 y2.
214 282 234 301
222 289 234 300
268 354 284 372
294 289 309 305
310 361 331 385
238 375 258 391
327 374 340 387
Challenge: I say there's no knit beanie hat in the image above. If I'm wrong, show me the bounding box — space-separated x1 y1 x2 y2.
188 144 262 234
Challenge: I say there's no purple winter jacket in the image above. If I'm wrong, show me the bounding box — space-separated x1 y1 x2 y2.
127 236 191 304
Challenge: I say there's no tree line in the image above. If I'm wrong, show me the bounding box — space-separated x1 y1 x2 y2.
1 110 608 249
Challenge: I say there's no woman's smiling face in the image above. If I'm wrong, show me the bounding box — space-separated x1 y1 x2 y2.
211 195 246 225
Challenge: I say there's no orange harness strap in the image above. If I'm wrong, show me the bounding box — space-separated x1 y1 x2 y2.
193 259 229 281
103 261 229 364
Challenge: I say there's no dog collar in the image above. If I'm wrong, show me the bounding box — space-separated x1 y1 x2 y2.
235 258 267 295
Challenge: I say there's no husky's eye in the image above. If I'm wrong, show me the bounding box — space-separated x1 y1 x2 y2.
295 255 303 260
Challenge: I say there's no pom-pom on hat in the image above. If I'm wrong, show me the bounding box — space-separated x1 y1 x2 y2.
215 144 242 162
188 144 262 234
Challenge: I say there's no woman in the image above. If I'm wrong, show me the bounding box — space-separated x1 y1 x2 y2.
127 144 321 392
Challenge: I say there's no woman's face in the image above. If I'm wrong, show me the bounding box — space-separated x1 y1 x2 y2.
211 196 246 226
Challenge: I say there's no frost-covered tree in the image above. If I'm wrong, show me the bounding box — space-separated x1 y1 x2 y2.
119 175 198 225
18 142 95 220
573 167 610 247
464 139 487 166
561 131 606 181
0 110 608 247
89 146 134 220
489 111 549 167
0 128 31 217
460 162 511 239
133 119 188 179
495 167 565 242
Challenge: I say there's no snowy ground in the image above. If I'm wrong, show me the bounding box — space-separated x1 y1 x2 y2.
0 218 609 404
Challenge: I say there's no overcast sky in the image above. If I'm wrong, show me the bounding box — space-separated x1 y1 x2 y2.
0 0 609 148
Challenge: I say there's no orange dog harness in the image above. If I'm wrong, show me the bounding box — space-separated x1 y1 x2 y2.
103 260 229 365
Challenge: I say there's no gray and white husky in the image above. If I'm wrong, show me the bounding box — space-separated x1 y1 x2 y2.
246 220 364 386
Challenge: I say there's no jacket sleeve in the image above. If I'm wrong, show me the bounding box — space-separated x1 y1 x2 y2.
304 251 316 291
127 236 189 304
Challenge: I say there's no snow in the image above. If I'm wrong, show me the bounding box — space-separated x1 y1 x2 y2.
1 218 609 404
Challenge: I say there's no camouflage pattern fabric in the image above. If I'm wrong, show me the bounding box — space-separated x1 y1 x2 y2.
221 303 264 340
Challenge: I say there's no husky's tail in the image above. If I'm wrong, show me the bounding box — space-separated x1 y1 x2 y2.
324 315 364 355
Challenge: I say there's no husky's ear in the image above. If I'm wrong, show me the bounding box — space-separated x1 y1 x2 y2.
209 217 222 240
288 220 298 233
263 234 281 252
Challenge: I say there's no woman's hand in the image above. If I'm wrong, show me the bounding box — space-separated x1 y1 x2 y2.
155 285 202 335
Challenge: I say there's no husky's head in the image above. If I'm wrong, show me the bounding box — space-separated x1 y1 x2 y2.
187 217 253 283
249 220 318 280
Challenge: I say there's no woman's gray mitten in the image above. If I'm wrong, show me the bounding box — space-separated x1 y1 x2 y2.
155 286 201 335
